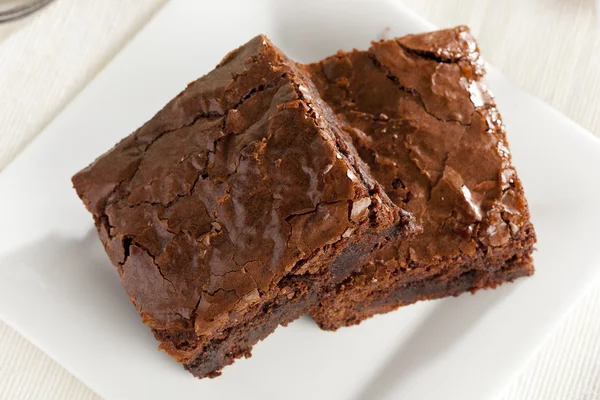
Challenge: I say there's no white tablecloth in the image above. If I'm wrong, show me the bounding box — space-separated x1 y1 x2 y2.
0 1 599 399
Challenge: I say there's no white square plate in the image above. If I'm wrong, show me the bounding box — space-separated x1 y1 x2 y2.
1 1 599 399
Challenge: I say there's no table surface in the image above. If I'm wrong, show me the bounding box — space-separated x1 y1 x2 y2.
0 0 598 399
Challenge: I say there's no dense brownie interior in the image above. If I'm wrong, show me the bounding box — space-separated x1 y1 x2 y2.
305 26 536 330
72 35 413 377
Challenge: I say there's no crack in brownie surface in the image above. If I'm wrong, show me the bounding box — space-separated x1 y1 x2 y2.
72 35 415 377
305 26 536 330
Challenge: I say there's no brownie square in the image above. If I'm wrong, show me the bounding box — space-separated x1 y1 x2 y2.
305 26 536 330
72 35 414 377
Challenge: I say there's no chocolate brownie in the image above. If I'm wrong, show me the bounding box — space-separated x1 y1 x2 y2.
305 26 536 330
72 35 415 377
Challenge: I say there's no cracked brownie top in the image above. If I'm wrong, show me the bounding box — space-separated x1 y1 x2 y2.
72 35 404 339
305 26 531 266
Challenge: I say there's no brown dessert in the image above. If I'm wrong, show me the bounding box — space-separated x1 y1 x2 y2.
305 26 536 330
72 35 414 377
